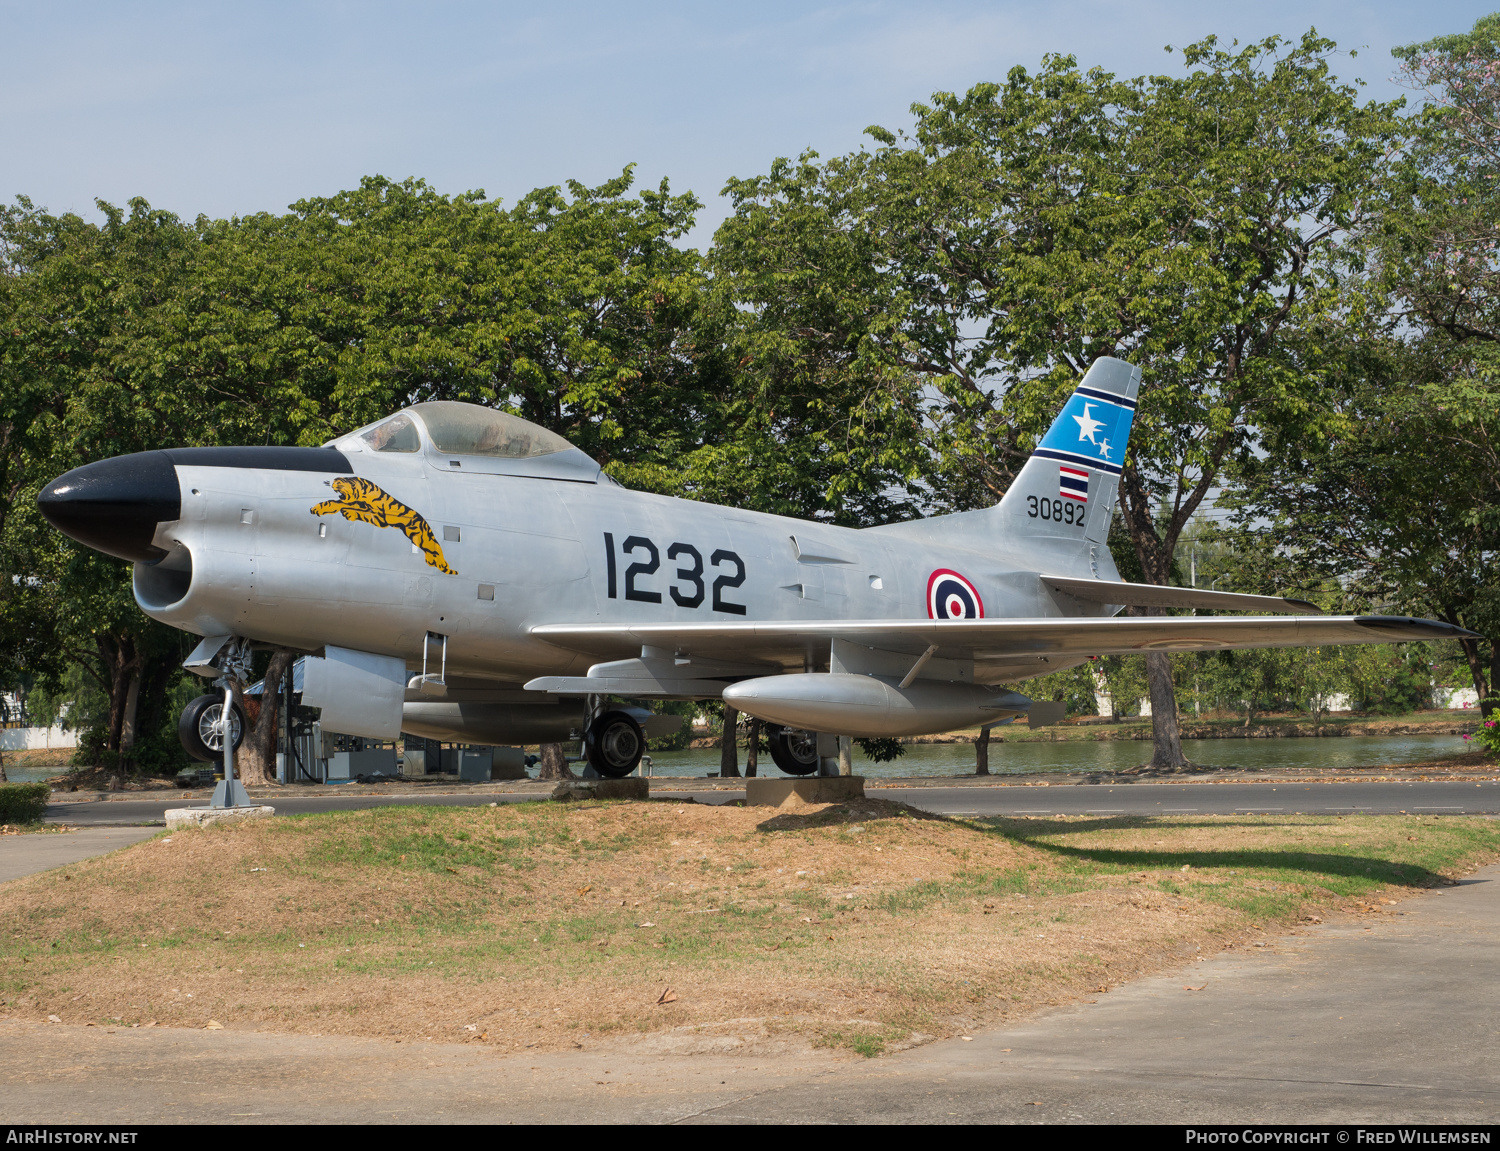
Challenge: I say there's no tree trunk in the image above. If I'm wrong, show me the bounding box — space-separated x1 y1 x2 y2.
1119 462 1206 773
120 668 142 752
744 717 759 777
975 725 991 776
719 705 740 777
234 649 294 787
538 742 574 780
1450 629 1494 717
97 634 141 783
1490 643 1500 718
1145 650 1191 769
98 635 137 753
0 744 7 783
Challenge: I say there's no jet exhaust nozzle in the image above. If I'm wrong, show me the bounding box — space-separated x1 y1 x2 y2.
722 673 1031 738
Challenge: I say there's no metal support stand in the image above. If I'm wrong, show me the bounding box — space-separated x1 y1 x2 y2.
578 693 602 778
210 639 253 808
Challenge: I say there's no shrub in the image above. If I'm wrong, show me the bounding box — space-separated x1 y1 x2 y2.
70 727 105 767
1464 715 1500 758
856 737 907 763
0 782 50 824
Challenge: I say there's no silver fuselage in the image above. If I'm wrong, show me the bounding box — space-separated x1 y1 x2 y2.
135 445 1104 686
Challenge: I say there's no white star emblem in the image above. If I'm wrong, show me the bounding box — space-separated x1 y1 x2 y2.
1097 438 1113 461
1073 402 1105 446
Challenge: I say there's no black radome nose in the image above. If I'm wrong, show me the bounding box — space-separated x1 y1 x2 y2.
37 452 181 563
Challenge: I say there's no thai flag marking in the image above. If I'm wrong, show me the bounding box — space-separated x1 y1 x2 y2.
1059 465 1089 503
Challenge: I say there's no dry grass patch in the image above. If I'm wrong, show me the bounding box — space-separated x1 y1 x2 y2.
1 799 1495 1057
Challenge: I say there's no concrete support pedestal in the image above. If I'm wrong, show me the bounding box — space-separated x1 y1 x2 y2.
745 776 865 808
551 778 650 802
165 806 275 830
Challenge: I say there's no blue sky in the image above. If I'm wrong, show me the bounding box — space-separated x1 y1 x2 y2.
2 1 1492 247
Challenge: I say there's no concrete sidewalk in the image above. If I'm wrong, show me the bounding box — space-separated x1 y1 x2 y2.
2 862 1496 1124
0 827 159 884
695 871 1500 1124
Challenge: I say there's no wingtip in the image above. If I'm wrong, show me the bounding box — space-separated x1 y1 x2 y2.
1354 615 1483 640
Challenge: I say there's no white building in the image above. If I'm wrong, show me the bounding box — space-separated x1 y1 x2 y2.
1434 686 1481 710
1 725 76 751
1 691 76 751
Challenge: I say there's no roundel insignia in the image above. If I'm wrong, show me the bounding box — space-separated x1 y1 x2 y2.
926 569 984 620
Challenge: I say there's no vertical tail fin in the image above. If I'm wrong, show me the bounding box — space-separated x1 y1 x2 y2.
994 357 1140 571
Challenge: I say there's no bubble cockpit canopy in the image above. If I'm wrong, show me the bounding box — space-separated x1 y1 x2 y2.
339 401 604 482
407 402 574 458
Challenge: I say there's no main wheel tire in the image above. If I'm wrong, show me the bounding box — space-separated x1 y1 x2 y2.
584 710 645 778
178 694 245 763
765 723 820 776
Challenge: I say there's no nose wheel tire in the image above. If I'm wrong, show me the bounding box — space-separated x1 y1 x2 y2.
765 723 820 776
584 710 645 778
178 694 245 763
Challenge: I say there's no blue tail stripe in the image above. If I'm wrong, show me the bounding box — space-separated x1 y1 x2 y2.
1034 448 1122 477
1075 385 1137 410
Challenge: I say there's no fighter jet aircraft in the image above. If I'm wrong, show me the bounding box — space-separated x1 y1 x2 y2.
36 357 1473 777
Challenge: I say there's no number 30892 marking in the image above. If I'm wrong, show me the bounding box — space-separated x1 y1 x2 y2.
1027 495 1085 526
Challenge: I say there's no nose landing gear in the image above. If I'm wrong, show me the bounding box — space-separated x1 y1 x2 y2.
178 694 246 763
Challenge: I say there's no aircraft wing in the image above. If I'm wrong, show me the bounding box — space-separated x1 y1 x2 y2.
530 614 1475 687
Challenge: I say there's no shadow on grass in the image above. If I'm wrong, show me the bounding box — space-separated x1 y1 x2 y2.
756 797 945 832
980 816 1449 889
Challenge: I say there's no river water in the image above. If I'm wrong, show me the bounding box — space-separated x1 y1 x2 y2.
3 733 1468 786
642 733 1470 781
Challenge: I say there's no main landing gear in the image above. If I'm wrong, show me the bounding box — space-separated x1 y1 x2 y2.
583 710 646 778
178 694 245 763
764 723 819 776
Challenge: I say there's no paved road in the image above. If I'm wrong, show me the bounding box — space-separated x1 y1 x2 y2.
0 827 158 884
45 779 1500 827
875 780 1500 818
3 864 1496 1123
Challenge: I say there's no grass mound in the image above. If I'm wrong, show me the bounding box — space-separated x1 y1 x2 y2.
1 800 1495 1056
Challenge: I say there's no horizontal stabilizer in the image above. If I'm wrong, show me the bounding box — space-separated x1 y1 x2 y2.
1041 575 1321 615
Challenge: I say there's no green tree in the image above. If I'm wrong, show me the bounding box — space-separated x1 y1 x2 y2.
0 197 205 778
0 171 714 776
1229 342 1499 716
